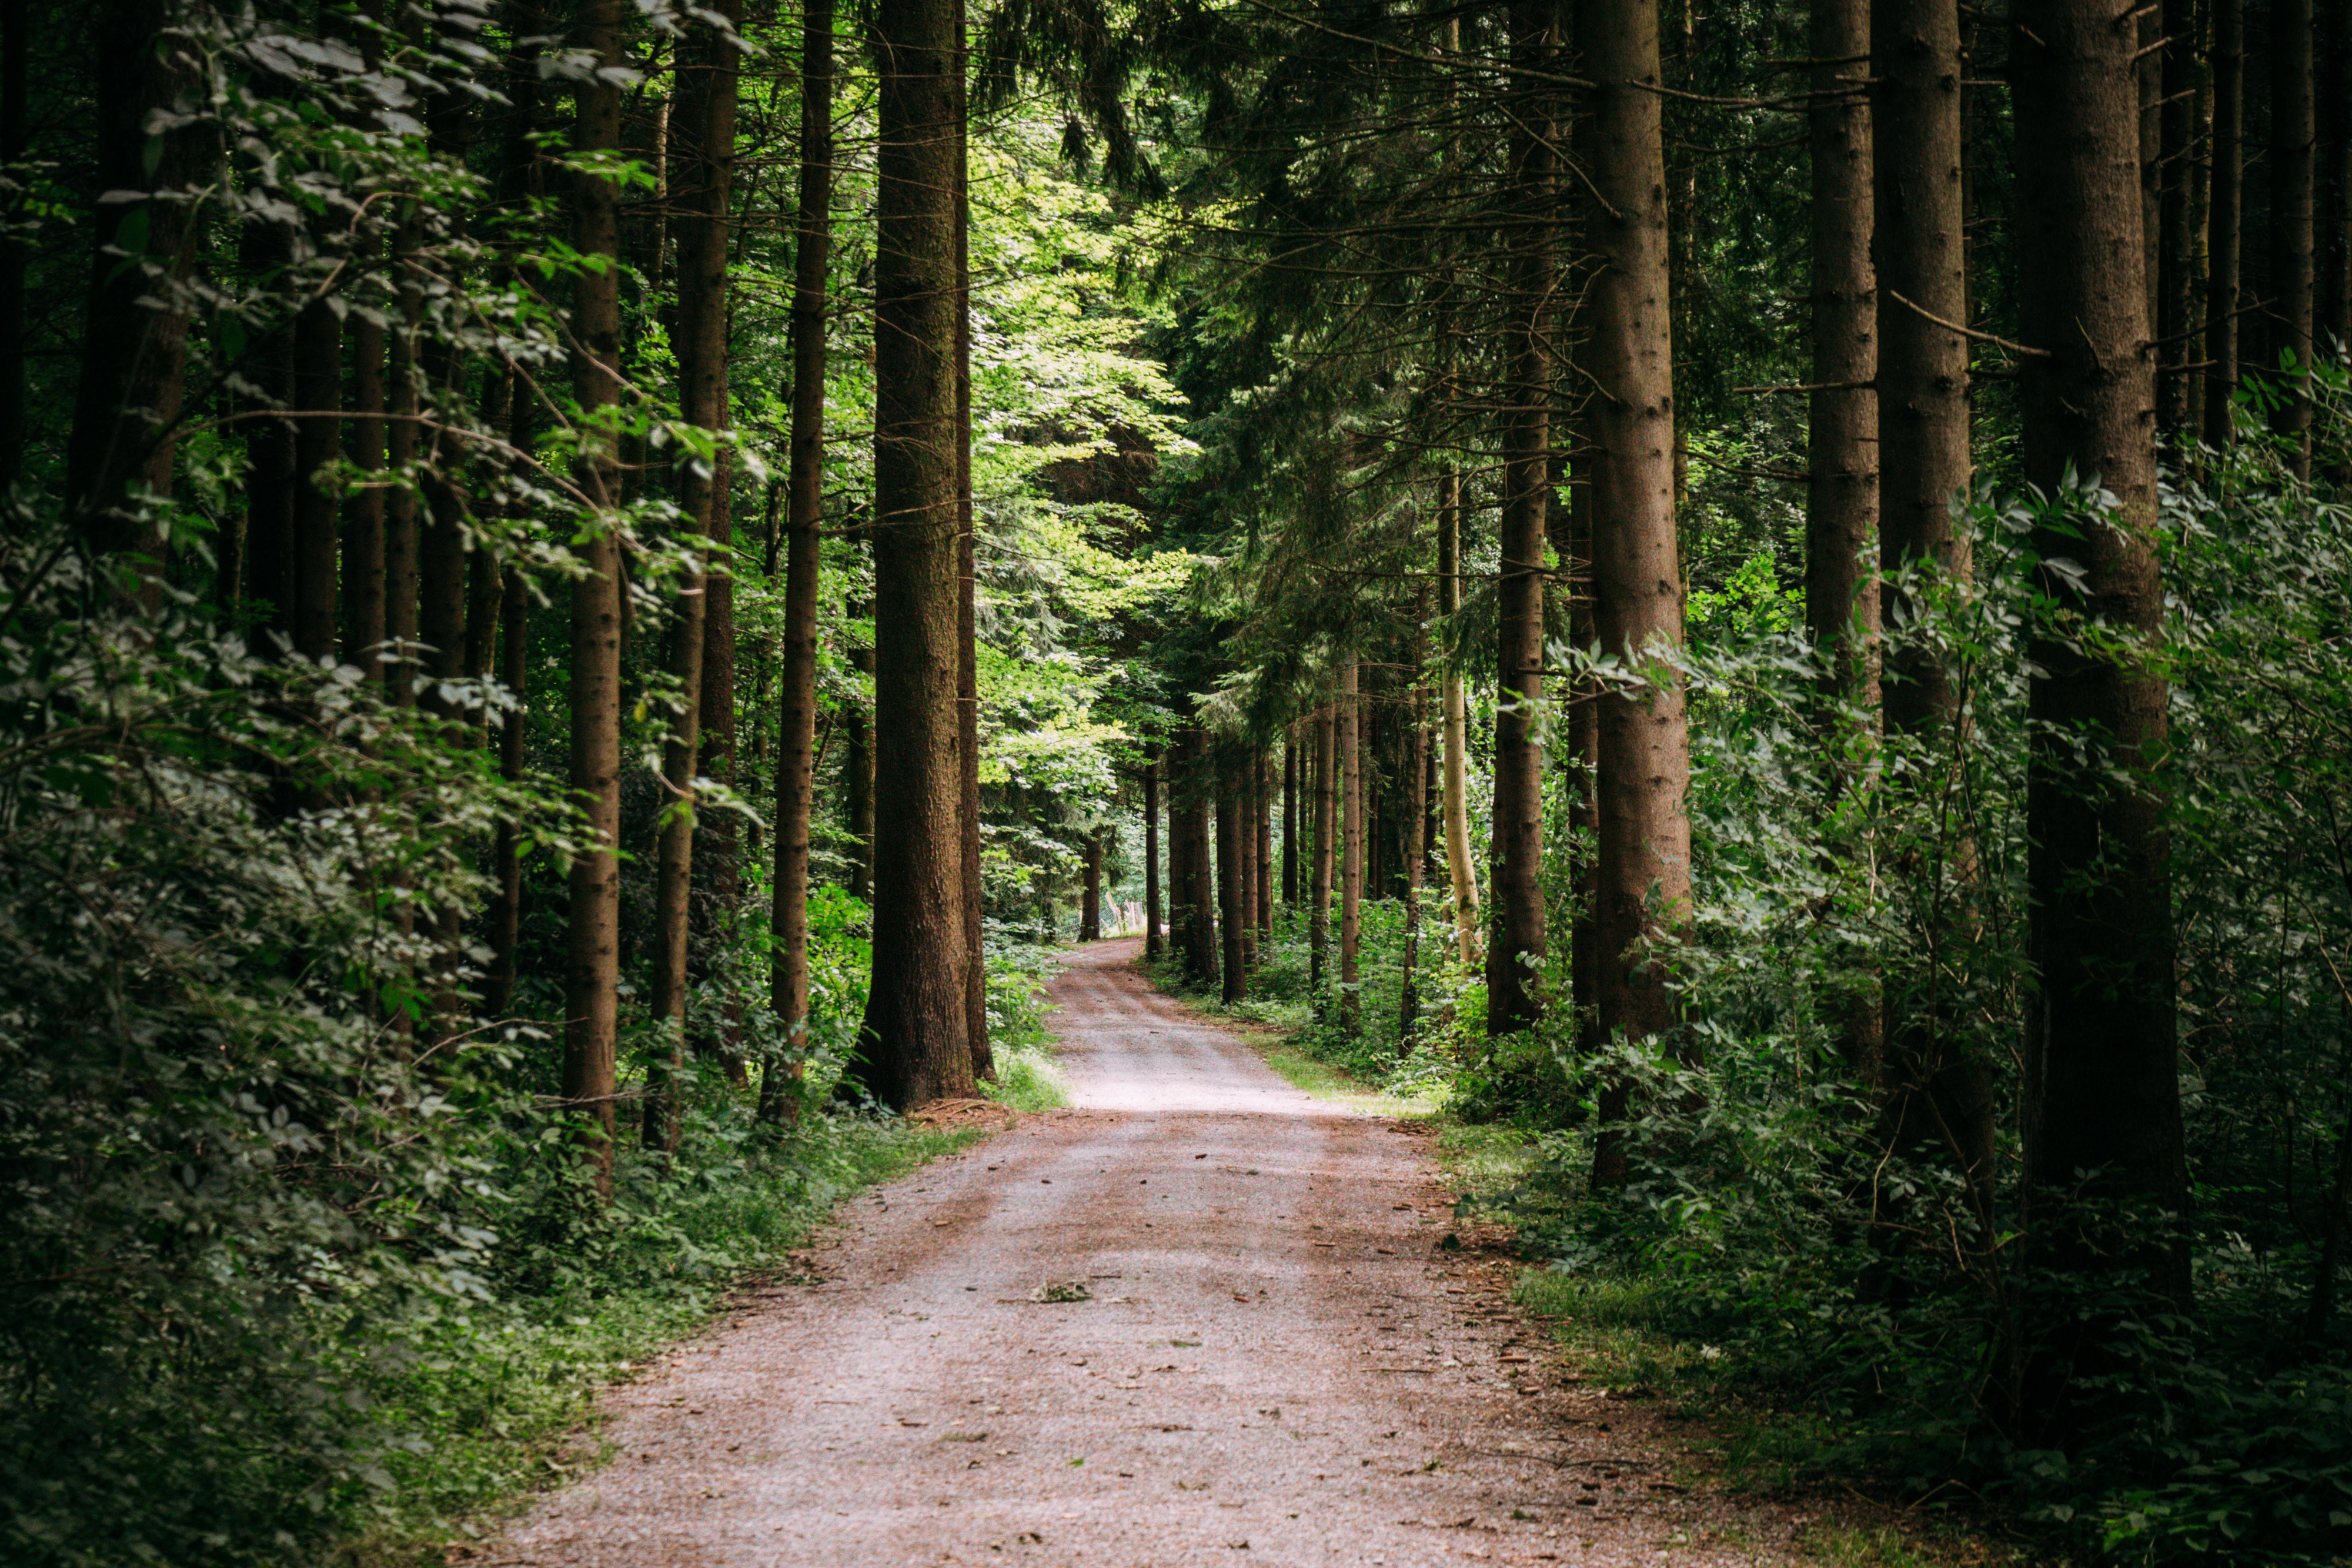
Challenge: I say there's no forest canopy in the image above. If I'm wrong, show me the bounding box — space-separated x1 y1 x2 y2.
5 0 2352 1562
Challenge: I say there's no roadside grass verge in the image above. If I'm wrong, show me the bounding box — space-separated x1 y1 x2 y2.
339 1114 986 1566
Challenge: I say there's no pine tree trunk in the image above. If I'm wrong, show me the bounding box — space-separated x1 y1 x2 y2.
1232 761 1251 1006
1873 0 1972 714
1184 726 1221 989
954 4 991 1083
345 303 387 677
386 216 422 707
1145 751 1164 958
2012 0 2193 1418
2155 0 2199 440
1310 703 1335 995
291 298 341 661
2204 0 2243 449
844 596 875 900
1281 731 1299 907
1341 657 1364 1035
2320 0 2351 394
646 0 738 1151
1486 0 1553 1040
1399 612 1429 1045
1582 0 1694 1184
1255 752 1273 934
563 0 630 1197
0 0 25 489
66 0 193 593
1808 0 1879 701
1081 830 1102 942
2270 0 2315 478
485 564 528 1015
768 0 829 1123
858 0 973 1109
1437 470 1480 970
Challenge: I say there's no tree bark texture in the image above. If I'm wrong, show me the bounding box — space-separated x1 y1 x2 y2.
2013 0 2193 1345
2204 0 2243 450
65 0 193 586
859 0 972 1109
1218 757 1245 1004
1310 703 1335 994
955 15 990 1081
2270 0 2315 476
1581 0 1694 1182
563 0 629 1196
1081 829 1103 941
2154 0 2199 439
1808 0 1880 700
769 0 829 1119
1399 622 1429 1045
1282 734 1299 907
1486 0 1554 1038
1341 658 1365 1035
1438 469 1481 970
1873 0 1972 735
1145 752 1164 958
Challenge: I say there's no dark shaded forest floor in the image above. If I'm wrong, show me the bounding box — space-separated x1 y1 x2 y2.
473 941 2005 1567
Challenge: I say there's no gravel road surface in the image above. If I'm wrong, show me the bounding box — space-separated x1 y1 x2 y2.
486 939 1812 1567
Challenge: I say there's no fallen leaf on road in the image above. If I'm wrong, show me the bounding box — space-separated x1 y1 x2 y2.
1031 1281 1093 1303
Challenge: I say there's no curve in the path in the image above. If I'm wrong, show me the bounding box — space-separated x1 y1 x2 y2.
487 940 1798 1567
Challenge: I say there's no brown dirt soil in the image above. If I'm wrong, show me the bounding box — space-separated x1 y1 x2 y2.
479 938 1840 1567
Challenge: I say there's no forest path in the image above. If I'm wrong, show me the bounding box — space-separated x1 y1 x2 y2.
486 940 1811 1567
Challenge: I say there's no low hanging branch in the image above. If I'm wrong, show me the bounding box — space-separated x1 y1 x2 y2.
1886 288 2053 359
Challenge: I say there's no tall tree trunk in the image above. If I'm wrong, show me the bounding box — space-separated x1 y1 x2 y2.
1399 614 1429 1044
2155 0 2199 440
2012 0 2193 1425
858 0 972 1109
1438 469 1480 969
0 0 25 489
1145 751 1164 958
2270 0 2315 478
345 305 387 676
1255 751 1273 934
485 564 529 1015
647 0 740 1151
1563 386 1602 1061
954 9 991 1080
844 597 875 899
1188 727 1221 989
386 215 422 706
1081 829 1103 941
1310 703 1335 994
1486 0 1553 1039
1232 761 1251 1006
1873 0 1972 706
1281 731 1299 906
2320 0 2351 386
291 297 342 661
1341 657 1364 1035
65 0 193 591
1867 0 1994 1203
1809 0 1879 700
1582 0 1694 1184
2204 0 2243 449
768 0 829 1122
563 0 629 1197
242 222 296 654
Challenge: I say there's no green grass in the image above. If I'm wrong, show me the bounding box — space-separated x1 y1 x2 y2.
1258 1044 1445 1117
339 1115 987 1566
984 1039 1072 1111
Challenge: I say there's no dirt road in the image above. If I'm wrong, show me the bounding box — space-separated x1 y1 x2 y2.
489 940 1808 1566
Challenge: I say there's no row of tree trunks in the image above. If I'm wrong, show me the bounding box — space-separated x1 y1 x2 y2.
1080 830 1102 942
